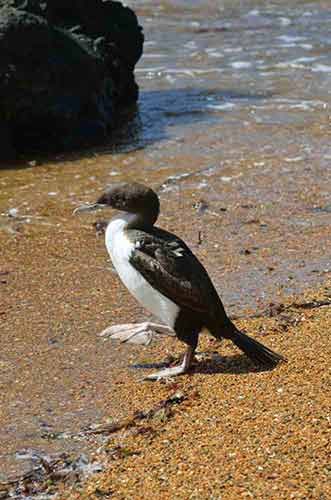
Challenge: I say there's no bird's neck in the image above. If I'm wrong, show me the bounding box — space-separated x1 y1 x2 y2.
107 211 155 238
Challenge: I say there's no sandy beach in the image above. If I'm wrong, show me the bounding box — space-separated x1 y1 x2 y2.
60 284 331 500
1 1 330 496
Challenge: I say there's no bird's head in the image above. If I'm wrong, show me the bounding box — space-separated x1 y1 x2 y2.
74 182 160 226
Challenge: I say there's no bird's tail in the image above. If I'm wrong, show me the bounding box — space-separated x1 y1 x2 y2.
231 328 286 366
212 321 286 366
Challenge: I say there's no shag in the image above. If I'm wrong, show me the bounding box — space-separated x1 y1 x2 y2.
75 182 285 379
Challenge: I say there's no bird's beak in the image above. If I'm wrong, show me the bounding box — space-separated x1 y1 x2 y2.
73 203 107 215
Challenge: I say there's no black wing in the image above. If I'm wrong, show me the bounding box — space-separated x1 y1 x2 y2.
128 227 222 315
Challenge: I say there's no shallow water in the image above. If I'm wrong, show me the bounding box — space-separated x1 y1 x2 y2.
1 0 331 480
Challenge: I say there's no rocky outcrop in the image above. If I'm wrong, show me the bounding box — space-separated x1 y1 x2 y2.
0 1 144 159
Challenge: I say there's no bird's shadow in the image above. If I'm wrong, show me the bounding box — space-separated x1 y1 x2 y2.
130 351 275 375
192 353 275 375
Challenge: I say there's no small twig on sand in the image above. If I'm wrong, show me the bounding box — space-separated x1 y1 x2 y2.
85 391 185 436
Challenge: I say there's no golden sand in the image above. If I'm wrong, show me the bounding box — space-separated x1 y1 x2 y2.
60 284 331 500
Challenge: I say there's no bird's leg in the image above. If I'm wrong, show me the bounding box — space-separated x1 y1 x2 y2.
144 344 195 380
98 322 175 346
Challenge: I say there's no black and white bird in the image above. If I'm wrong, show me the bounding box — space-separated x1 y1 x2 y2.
75 182 285 380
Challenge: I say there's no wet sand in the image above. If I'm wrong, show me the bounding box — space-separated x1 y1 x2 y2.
0 209 144 478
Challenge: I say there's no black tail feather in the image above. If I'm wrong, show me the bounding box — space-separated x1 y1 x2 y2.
231 329 286 366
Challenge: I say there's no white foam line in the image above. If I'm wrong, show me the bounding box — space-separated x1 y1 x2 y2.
312 64 331 73
136 67 224 76
135 66 166 73
207 102 236 111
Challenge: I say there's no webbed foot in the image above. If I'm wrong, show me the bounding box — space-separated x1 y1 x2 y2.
98 322 175 346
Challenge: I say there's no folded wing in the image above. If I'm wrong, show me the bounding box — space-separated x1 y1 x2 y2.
128 228 221 316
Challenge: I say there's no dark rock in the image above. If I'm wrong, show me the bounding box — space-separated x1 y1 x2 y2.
240 248 252 255
192 199 209 214
0 122 15 159
0 0 143 159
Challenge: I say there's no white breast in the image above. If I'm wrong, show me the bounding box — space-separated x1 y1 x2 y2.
105 214 179 328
